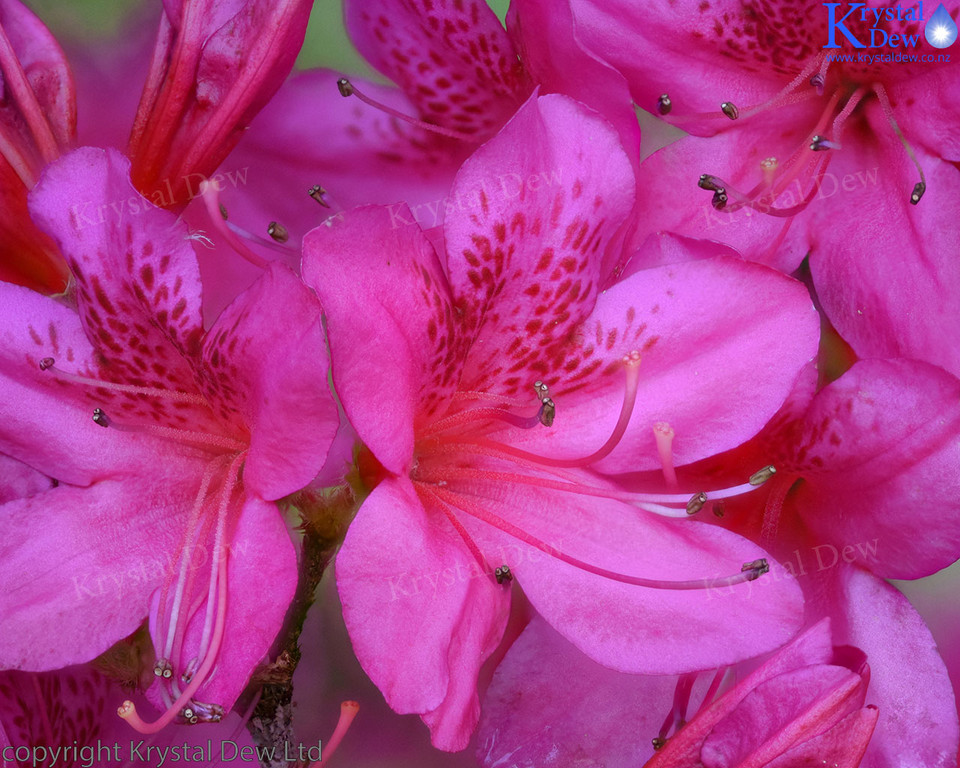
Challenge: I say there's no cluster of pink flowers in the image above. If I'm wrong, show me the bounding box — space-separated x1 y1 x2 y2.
1 0 958 766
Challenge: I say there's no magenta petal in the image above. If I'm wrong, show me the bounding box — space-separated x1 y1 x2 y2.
478 616 676 768
765 706 879 768
831 567 959 768
150 495 297 710
199 263 337 500
790 359 960 579
344 0 526 138
28 148 206 393
472 481 804 674
807 110 960 377
444 93 636 394
0 474 195 670
0 453 51 503
335 477 510 744
303 205 462 475
700 664 864 767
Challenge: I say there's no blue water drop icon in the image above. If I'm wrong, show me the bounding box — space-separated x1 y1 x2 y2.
925 3 958 48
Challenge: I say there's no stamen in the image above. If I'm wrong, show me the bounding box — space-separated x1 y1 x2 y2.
336 77 477 142
118 555 229 734
431 485 770 591
91 406 247 452
657 94 672 115
198 180 270 268
720 102 739 120
653 422 678 488
873 82 927 205
267 221 289 243
153 659 174 680
310 701 360 768
809 135 840 152
495 565 513 584
307 185 329 207
40 358 207 405
471 351 642 469
685 492 707 516
749 465 776 486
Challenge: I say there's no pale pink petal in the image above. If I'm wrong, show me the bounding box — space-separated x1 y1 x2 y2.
303 205 463 474
789 359 960 579
0 453 51 503
199 263 337 500
765 707 879 768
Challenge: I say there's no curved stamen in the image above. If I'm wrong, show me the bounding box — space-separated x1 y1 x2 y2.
336 77 477 142
653 422 678 489
198 180 270 268
310 701 360 768
91 407 246 452
430 484 769 591
118 554 229 733
873 82 927 204
40 358 207 405
470 351 642 469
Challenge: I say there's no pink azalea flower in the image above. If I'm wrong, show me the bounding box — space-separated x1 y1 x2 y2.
225 0 639 242
301 92 820 750
567 0 960 376
0 147 338 732
480 616 879 767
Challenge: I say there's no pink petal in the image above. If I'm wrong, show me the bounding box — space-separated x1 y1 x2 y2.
505 0 640 158
444 92 636 396
0 453 51 503
464 476 805 674
148 494 297 711
829 566 959 768
335 477 510 747
506 255 820 474
0 280 167 484
789 359 960 579
806 110 960 377
28 149 207 407
0 472 197 670
344 0 527 138
765 707 879 768
228 69 472 241
199 263 337 500
302 205 463 475
478 616 677 768
699 664 865 767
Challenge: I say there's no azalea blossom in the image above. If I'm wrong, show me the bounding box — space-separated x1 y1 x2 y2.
301 91 821 749
0 147 338 731
565 0 960 376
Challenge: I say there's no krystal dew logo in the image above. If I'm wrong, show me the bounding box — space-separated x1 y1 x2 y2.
823 2 958 49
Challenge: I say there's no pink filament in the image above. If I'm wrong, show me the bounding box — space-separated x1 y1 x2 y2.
311 701 360 768
199 180 270 269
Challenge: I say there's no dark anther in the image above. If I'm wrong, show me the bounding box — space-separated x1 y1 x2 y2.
337 77 355 97
494 565 513 584
712 500 726 518
720 101 739 120
809 73 825 93
809 135 832 151
92 408 109 427
698 174 724 192
218 202 228 220
538 397 556 428
308 185 330 208
652 737 666 750
657 93 672 115
686 492 708 515
39 357 54 370
711 189 728 210
741 558 770 580
910 181 926 205
267 221 289 243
